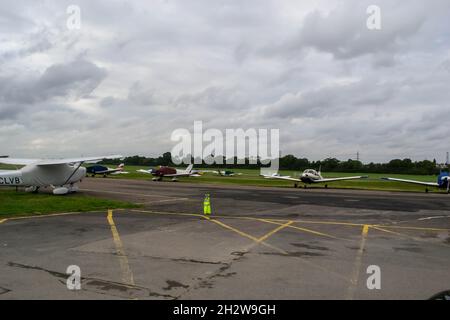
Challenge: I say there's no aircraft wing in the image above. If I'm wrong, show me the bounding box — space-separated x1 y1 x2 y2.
381 177 439 187
95 168 118 174
164 173 199 177
0 158 41 165
261 174 301 182
0 155 123 166
36 155 123 166
110 170 129 175
137 169 152 174
313 175 368 183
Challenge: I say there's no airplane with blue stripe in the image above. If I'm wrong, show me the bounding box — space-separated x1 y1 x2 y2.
382 172 450 193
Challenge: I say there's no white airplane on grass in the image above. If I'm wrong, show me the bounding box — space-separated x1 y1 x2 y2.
381 172 450 193
262 168 368 188
0 155 123 195
203 170 242 176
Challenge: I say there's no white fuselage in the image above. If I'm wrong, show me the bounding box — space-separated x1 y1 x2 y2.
0 170 24 186
0 164 86 188
300 169 322 184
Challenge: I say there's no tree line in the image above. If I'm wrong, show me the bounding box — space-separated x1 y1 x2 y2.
103 152 447 175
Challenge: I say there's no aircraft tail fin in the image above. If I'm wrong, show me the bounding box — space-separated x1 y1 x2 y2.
185 164 194 173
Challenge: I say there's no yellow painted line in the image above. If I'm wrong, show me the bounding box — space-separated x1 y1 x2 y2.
284 219 365 227
129 209 203 218
6 211 90 221
107 209 135 286
346 224 370 300
129 209 365 228
127 209 364 242
203 216 288 254
0 219 7 224
373 225 450 232
362 224 369 235
257 221 294 243
260 219 343 240
371 226 450 248
130 209 351 284
203 216 261 243
120 208 450 231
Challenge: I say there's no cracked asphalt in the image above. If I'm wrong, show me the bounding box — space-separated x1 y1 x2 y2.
0 178 449 299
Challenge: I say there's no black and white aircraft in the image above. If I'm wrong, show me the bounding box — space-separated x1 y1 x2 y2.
262 168 368 188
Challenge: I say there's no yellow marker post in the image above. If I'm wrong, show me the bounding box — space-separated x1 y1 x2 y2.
203 193 211 216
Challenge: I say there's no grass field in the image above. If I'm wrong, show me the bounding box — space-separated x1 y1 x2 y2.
96 165 447 193
0 189 140 218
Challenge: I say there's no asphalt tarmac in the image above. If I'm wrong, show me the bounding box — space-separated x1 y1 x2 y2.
0 178 449 299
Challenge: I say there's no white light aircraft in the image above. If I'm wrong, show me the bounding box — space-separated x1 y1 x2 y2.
382 172 449 193
262 168 368 188
0 155 123 195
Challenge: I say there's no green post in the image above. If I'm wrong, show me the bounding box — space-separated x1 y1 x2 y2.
203 193 211 216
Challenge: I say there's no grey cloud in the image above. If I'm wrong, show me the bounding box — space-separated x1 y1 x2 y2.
37 59 107 100
264 79 396 119
296 0 427 60
0 59 106 108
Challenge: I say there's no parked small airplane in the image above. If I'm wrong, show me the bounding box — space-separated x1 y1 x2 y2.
382 172 449 193
137 164 200 181
0 155 123 194
86 163 128 177
262 168 368 188
204 170 242 176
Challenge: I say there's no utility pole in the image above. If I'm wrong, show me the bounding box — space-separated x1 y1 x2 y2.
446 152 449 166
356 151 360 162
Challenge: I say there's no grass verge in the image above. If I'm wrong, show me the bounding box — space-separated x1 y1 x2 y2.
0 189 140 218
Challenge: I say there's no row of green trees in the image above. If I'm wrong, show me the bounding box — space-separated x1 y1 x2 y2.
103 153 447 175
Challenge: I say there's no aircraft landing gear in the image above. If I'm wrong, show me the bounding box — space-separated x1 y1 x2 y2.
425 188 429 193
294 183 298 188
325 184 328 189
103 174 107 178
25 186 39 193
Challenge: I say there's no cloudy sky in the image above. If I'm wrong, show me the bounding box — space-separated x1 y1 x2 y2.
1 0 449 162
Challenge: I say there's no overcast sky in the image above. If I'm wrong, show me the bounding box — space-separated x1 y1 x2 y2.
1 0 449 162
